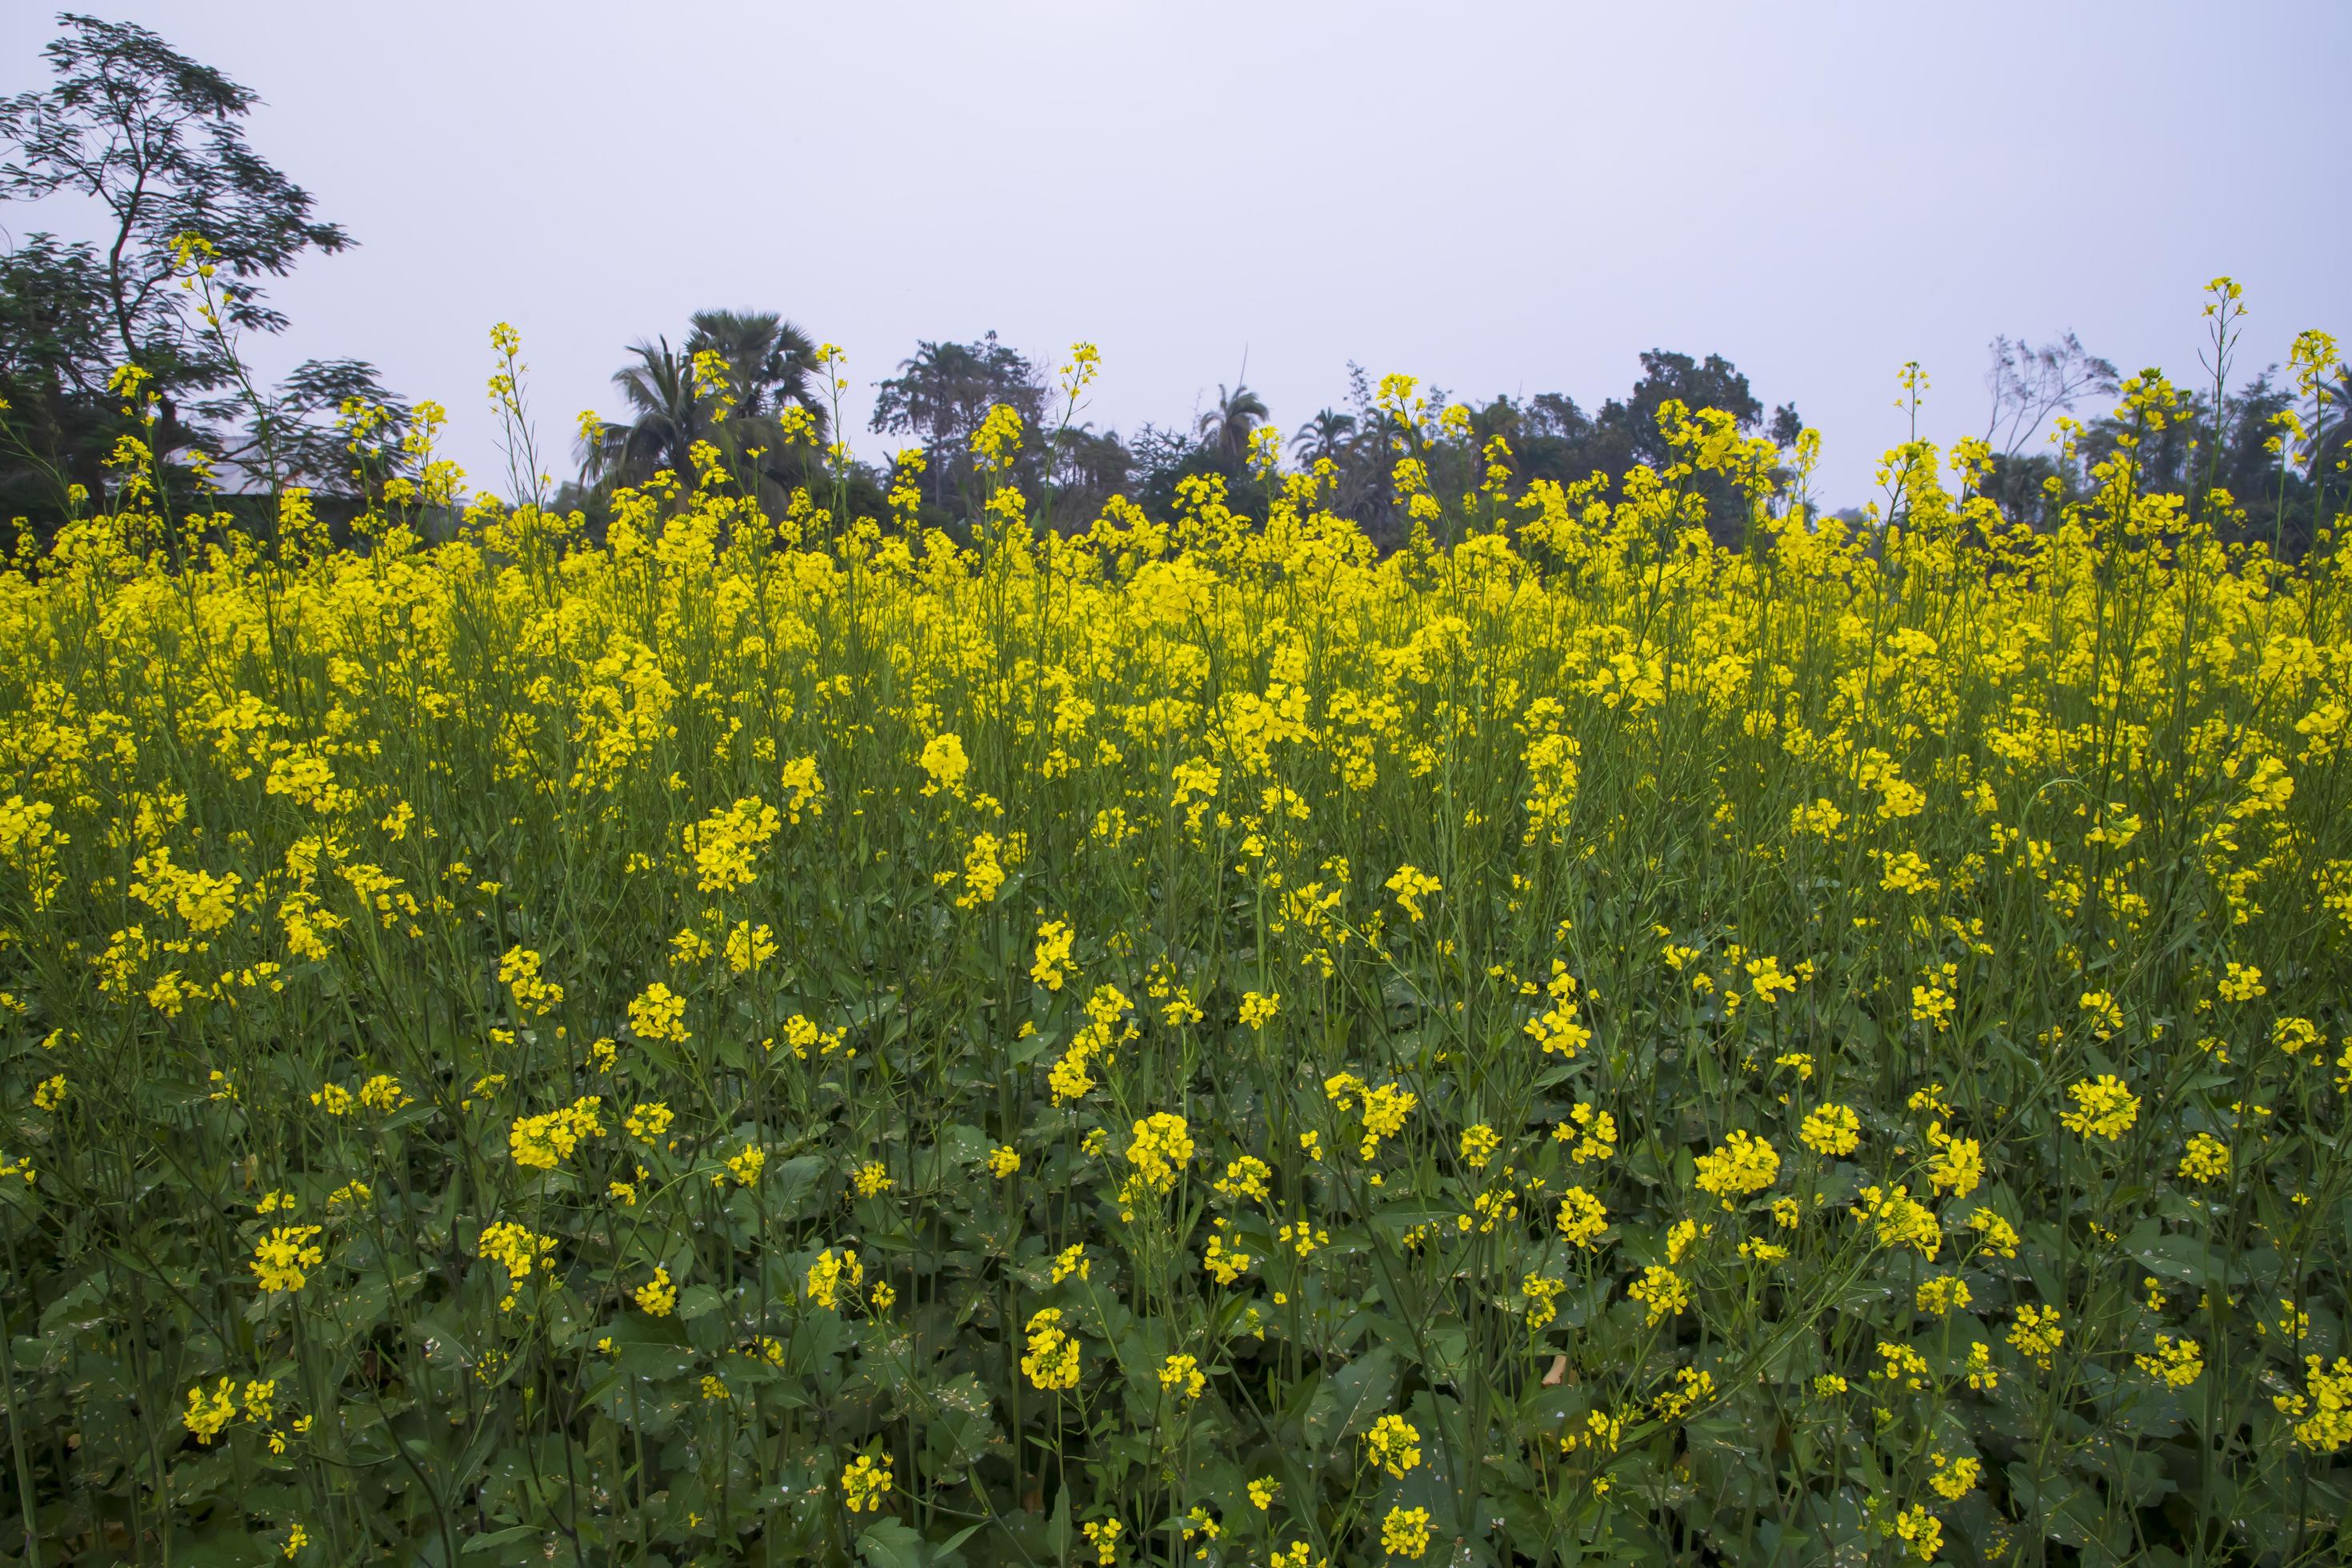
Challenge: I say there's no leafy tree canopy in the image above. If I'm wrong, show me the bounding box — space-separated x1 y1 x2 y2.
1 12 397 516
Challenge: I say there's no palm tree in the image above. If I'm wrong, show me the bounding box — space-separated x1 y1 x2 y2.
1295 407 1357 467
684 309 825 434
582 314 830 498
1467 396 1522 451
582 337 701 488
1197 380 1269 463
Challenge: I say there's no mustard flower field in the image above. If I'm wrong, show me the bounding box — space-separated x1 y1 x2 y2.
2 298 2350 1568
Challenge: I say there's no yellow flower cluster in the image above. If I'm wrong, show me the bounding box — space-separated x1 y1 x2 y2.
507 1096 605 1169
1798 1102 1859 1157
1694 1130 1779 1207
2060 1074 2142 1141
250 1226 324 1294
1019 1308 1080 1390
839 1453 893 1513
804 1247 862 1311
1123 1112 1194 1197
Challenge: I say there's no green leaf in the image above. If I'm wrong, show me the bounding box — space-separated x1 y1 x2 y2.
1047 1487 1073 1562
857 1518 930 1568
461 1526 544 1557
1302 1344 1398 1449
769 1153 830 1217
2128 1228 2214 1286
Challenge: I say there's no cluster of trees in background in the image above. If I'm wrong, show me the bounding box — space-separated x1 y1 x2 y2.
4 13 2346 557
566 306 1810 553
0 13 409 523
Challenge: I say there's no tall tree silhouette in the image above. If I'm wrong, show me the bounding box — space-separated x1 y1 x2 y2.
685 309 825 434
1198 379 1269 462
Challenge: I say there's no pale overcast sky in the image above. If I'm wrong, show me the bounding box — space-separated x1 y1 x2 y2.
4 2 2345 508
